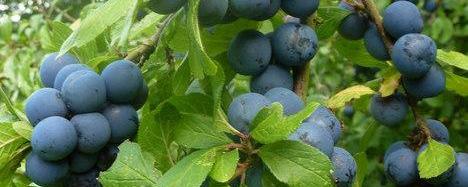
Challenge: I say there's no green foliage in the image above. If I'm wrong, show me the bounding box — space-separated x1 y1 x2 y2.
100 141 161 186
327 85 375 109
251 102 320 144
258 140 333 187
417 139 456 178
0 0 467 186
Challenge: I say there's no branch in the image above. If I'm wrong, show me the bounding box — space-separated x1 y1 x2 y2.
293 63 310 101
361 0 394 51
362 0 430 146
125 14 176 66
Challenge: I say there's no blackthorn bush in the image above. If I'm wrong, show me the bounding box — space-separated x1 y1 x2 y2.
198 0 228 27
384 147 418 186
148 0 186 14
383 1 423 39
271 23 318 67
250 65 293 94
446 153 468 187
54 64 91 90
102 104 139 144
424 0 438 12
101 60 143 103
62 70 107 113
31 116 78 161
25 88 68 126
96 145 119 172
71 113 111 154
339 13 369 40
392 33 437 79
264 87 304 116
289 122 334 157
364 24 390 61
403 65 446 98
331 147 357 187
131 80 149 110
384 141 409 161
230 0 280 21
25 153 69 186
228 30 271 75
280 0 319 18
227 93 271 133
304 106 342 144
69 151 98 173
426 119 449 143
369 93 409 127
39 52 79 88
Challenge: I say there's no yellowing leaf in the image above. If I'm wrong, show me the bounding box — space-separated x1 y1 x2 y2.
327 85 375 109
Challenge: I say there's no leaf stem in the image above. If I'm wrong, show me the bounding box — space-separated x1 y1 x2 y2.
125 14 176 66
0 86 20 120
361 0 430 146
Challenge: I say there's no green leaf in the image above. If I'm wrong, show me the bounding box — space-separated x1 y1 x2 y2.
130 12 165 40
335 36 388 68
262 169 288 187
437 50 468 70
100 141 161 186
251 102 320 144
173 58 193 96
352 152 368 187
174 114 232 149
258 140 333 187
137 104 179 172
417 139 456 178
0 123 31 185
445 71 468 96
315 7 350 40
12 121 32 141
157 148 218 187
0 87 20 120
209 149 239 182
186 0 217 79
359 121 379 152
327 85 375 109
378 67 401 97
0 17 13 42
60 0 138 55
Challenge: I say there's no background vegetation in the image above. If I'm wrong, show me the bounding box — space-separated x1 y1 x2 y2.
0 0 466 186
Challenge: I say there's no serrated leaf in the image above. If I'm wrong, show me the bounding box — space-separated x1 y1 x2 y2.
262 169 288 187
60 0 138 55
130 12 164 40
100 141 161 186
437 50 468 71
173 58 193 96
0 123 31 185
327 85 375 109
417 139 456 178
157 148 218 187
445 71 468 96
0 87 19 120
186 0 217 79
174 114 232 149
258 140 333 187
12 121 32 141
335 36 388 68
209 149 239 182
251 102 320 144
378 68 401 97
137 104 179 172
314 7 350 39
